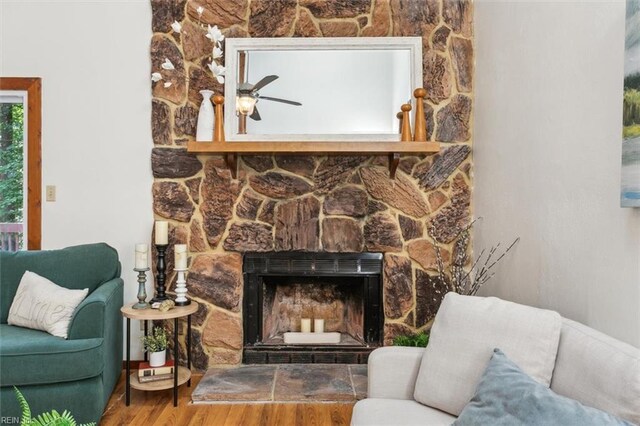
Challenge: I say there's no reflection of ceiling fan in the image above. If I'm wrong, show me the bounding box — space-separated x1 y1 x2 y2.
236 75 302 121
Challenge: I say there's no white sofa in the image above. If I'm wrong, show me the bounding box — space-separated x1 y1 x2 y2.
352 317 640 425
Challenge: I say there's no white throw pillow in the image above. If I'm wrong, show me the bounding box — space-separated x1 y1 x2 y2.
7 271 88 339
414 292 562 416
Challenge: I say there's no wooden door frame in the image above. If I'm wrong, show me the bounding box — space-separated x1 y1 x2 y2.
0 77 41 250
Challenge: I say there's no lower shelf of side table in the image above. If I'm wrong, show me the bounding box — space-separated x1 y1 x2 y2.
129 366 191 391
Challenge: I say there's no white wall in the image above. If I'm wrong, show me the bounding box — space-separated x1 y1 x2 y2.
1 0 153 356
474 0 640 347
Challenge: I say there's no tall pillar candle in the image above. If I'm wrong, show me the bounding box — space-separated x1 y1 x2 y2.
135 244 148 269
155 221 168 245
175 244 188 269
301 318 311 333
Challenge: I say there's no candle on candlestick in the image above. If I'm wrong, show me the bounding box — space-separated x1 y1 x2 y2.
314 319 325 334
151 222 169 304
155 221 168 245
135 244 148 269
175 244 188 269
301 318 311 333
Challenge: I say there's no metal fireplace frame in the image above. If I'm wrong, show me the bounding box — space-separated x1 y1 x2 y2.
242 252 383 364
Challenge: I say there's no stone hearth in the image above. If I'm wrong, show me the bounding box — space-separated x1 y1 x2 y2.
192 364 367 403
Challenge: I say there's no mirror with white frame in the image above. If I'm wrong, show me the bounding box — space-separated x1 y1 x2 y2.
224 37 423 142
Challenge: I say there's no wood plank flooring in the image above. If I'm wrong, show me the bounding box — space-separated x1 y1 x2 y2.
101 373 354 425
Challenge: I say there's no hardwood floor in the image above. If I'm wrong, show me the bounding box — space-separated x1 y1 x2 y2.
101 373 354 425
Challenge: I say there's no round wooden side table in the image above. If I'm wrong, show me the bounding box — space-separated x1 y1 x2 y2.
121 302 199 407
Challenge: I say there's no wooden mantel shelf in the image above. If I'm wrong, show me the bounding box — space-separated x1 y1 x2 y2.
186 140 440 179
186 140 439 154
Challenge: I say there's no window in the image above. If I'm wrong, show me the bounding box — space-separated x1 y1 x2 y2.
0 78 41 250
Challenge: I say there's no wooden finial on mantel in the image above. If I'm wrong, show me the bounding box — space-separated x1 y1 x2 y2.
396 111 403 134
413 88 427 142
401 103 412 142
213 95 225 142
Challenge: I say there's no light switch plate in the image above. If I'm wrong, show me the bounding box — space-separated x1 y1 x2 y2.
46 185 56 202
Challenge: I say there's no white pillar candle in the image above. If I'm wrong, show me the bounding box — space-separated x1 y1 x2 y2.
301 318 311 333
155 221 168 245
175 244 188 269
135 244 148 269
314 319 325 334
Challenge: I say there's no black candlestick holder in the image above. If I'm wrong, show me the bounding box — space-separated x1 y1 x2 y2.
150 244 170 304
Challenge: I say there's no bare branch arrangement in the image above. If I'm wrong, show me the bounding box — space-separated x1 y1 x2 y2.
431 218 520 296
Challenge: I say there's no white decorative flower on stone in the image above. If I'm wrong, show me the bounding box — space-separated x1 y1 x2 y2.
206 25 224 44
196 5 204 17
152 18 229 89
208 62 226 84
161 58 175 70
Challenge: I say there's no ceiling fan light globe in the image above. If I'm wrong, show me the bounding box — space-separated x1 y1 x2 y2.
236 94 256 116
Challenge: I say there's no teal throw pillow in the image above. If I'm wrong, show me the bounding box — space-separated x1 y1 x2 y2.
454 348 634 426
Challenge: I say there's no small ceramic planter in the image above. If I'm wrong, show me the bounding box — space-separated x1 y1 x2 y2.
149 350 166 367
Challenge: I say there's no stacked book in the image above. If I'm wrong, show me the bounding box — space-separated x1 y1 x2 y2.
137 360 174 383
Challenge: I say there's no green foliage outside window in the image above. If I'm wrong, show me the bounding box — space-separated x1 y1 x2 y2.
0 103 25 223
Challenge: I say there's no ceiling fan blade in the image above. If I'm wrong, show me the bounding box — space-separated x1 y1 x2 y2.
249 105 261 121
251 75 279 92
259 96 302 106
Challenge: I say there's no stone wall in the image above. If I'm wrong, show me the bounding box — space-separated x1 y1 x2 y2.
150 0 474 370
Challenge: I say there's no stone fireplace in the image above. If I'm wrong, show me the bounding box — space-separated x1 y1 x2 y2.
243 252 382 364
149 0 474 370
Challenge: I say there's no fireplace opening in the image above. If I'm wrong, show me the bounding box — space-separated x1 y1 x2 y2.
243 252 383 364
261 276 365 346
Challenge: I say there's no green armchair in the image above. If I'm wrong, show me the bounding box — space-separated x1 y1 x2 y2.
0 243 123 424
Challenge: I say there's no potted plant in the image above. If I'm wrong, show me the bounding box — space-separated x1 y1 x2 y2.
393 331 429 348
142 327 168 367
14 386 95 426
